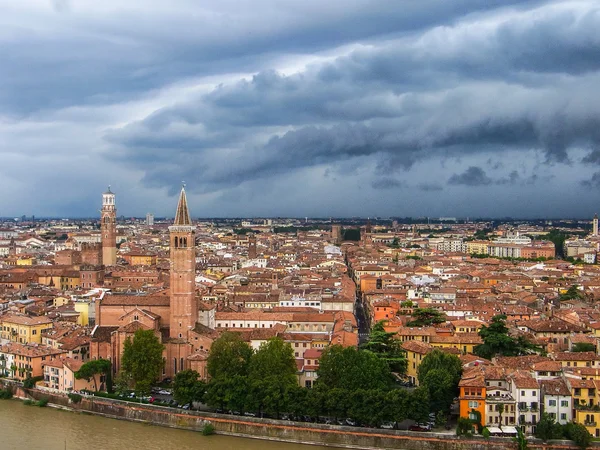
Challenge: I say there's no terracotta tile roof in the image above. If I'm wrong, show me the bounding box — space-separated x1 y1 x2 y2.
541 379 571 396
401 340 432 354
553 351 600 362
101 294 170 307
90 326 119 342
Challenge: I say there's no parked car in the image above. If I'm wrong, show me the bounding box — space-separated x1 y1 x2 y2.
380 422 396 429
409 424 431 432
345 418 356 426
158 390 171 395
244 412 256 417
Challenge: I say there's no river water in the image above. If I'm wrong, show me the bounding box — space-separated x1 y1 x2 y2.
0 400 331 450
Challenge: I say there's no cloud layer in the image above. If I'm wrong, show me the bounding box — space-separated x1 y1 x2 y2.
1 0 600 217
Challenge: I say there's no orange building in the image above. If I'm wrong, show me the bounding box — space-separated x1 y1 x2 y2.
459 366 487 428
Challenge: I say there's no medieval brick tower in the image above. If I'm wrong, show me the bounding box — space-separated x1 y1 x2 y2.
101 187 117 266
169 186 197 339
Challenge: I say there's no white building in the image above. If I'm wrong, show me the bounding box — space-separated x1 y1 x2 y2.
541 379 572 425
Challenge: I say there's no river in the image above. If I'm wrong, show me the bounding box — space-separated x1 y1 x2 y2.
0 400 331 450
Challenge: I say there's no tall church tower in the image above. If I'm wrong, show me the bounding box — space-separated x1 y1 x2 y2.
169 186 197 339
593 214 598 237
101 187 117 266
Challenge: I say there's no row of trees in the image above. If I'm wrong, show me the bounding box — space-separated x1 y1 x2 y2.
170 327 460 426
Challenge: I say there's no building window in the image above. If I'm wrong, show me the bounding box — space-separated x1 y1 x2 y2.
549 400 556 406
561 400 568 407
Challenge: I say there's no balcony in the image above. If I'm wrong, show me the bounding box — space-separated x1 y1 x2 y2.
584 421 597 427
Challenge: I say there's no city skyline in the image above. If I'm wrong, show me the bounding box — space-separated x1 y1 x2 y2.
1 1 600 217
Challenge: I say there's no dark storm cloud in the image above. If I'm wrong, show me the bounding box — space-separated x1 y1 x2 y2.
105 0 600 196
448 167 492 186
3 0 600 217
0 0 540 116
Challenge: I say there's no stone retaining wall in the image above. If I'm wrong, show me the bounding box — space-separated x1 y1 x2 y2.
0 380 591 450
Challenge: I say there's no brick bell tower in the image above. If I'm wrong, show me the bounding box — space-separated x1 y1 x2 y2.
101 187 117 266
169 185 197 339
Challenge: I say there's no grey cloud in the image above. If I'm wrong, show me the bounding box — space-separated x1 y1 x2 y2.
0 0 539 116
4 1 600 218
582 172 600 188
371 178 405 190
105 1 600 195
417 183 443 192
495 171 520 185
448 166 492 186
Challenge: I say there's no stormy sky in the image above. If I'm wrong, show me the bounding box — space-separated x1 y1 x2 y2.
1 0 600 219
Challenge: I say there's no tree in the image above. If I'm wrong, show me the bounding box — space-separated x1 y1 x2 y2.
406 308 446 327
535 413 564 442
361 321 407 374
173 369 206 406
207 332 253 380
564 422 592 450
343 229 361 241
247 337 297 417
75 359 112 392
417 350 462 413
120 329 164 395
316 345 393 392
513 427 528 450
475 314 539 359
560 285 583 301
572 343 596 353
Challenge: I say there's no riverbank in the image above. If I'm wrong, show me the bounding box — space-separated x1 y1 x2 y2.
0 380 589 450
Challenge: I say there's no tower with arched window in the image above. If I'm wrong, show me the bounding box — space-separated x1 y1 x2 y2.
101 187 117 266
169 186 197 339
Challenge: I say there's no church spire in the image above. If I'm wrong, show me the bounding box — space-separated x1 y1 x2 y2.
174 185 192 226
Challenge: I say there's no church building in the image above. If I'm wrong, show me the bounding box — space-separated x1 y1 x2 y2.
90 187 211 381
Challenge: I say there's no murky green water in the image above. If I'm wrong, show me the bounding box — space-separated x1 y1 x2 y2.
0 400 331 450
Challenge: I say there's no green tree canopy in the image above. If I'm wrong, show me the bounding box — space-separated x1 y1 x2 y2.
361 321 407 374
119 329 164 395
173 369 206 406
406 308 446 327
417 349 462 413
535 413 564 442
560 285 583 301
572 342 596 353
75 358 112 392
316 345 393 391
564 422 592 450
207 331 253 380
247 337 298 417
474 314 540 360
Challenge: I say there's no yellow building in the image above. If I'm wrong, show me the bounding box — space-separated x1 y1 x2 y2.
430 333 482 354
0 314 53 345
16 257 36 266
74 301 95 326
466 241 489 255
125 252 157 266
53 296 70 307
571 378 600 437
401 340 432 385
